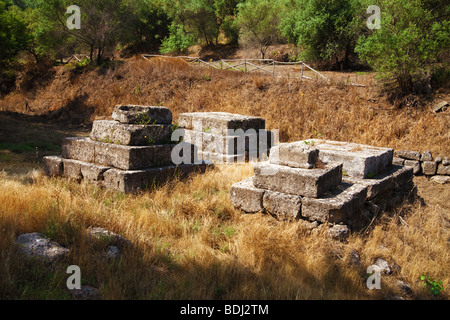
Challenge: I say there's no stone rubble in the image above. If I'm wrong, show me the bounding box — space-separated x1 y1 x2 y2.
394 149 450 177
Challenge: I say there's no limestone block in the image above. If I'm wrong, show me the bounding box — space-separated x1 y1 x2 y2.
301 183 367 224
90 120 172 146
42 156 63 176
443 157 450 166
62 137 95 163
262 190 302 220
394 150 420 161
392 157 405 166
103 163 211 193
112 105 172 124
80 163 110 181
253 162 342 198
404 160 421 175
16 233 69 262
305 139 393 178
421 150 433 161
178 112 265 136
437 164 450 175
62 137 176 170
62 158 83 180
229 177 265 213
269 142 319 169
421 161 437 176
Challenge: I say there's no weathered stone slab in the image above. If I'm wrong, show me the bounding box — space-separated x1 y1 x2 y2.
269 142 319 169
112 105 172 124
42 156 63 177
305 140 393 178
62 137 95 163
90 120 172 146
178 112 265 136
421 150 433 161
301 183 367 225
253 162 342 198
437 164 450 175
404 160 421 175
62 158 83 180
16 233 69 262
394 150 420 161
422 161 437 176
62 137 176 170
392 157 405 166
103 163 212 193
431 175 450 184
230 177 265 213
80 163 110 181
200 151 261 164
343 165 412 199
263 190 302 220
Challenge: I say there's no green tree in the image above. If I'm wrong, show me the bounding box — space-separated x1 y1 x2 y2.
355 0 450 94
234 0 286 59
280 0 364 68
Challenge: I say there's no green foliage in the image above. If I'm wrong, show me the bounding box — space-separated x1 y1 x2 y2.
234 0 285 59
160 23 195 54
420 274 444 296
355 0 450 93
279 0 364 68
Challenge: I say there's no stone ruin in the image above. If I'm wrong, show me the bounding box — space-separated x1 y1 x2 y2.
43 105 212 193
230 139 415 234
178 112 275 163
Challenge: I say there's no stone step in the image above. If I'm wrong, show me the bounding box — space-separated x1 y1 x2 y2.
269 141 319 169
343 165 413 200
61 158 110 181
103 163 212 193
43 155 63 176
263 190 302 220
304 139 393 178
90 120 172 146
182 128 274 155
112 105 172 124
301 182 368 225
253 162 342 198
62 137 181 170
229 177 265 213
178 112 266 136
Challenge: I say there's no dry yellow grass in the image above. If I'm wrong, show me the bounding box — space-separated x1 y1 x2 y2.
0 56 449 300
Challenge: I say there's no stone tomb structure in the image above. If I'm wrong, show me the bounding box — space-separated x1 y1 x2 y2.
43 105 211 193
230 139 414 232
178 112 276 163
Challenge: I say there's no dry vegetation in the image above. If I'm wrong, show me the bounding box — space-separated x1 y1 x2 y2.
0 56 449 300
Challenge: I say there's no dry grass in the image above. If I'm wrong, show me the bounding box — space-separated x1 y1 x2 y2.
0 56 449 300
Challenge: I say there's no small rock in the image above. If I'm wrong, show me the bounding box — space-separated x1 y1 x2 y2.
106 245 121 259
396 280 413 295
374 258 392 275
432 101 448 113
420 150 433 162
87 227 130 246
431 175 450 184
394 150 420 161
16 233 69 262
443 157 450 166
392 157 405 166
435 157 442 164
327 224 350 241
404 160 421 175
68 285 99 300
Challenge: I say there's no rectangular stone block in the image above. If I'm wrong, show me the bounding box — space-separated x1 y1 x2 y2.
394 150 421 160
392 157 405 166
404 159 421 175
42 156 63 177
62 137 95 163
230 177 265 213
269 142 319 169
343 165 412 199
437 164 450 175
253 162 342 198
263 190 302 220
301 183 367 224
112 105 172 124
103 163 211 193
90 120 172 146
62 158 83 180
62 137 176 170
178 112 265 136
421 161 437 176
80 163 110 181
304 139 393 178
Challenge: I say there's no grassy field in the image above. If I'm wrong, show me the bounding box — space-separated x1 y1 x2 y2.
0 56 449 300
